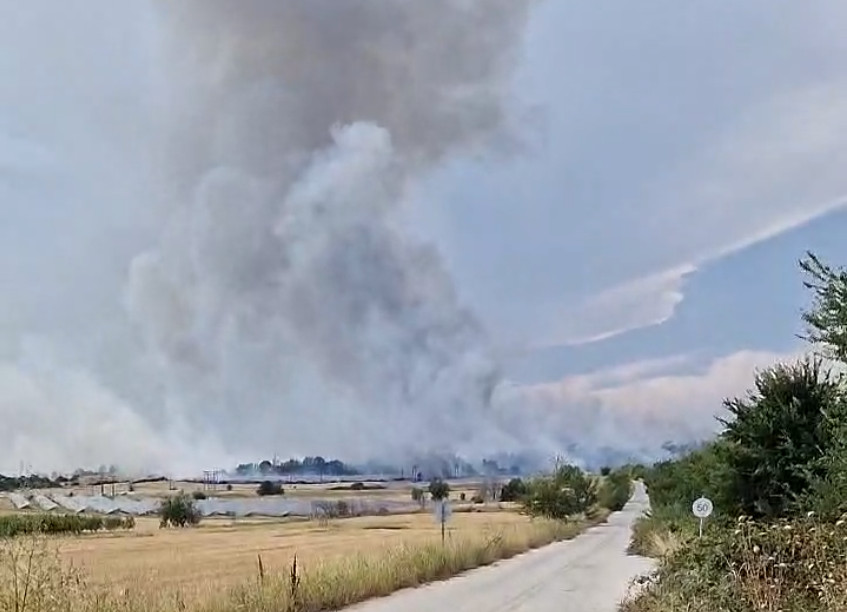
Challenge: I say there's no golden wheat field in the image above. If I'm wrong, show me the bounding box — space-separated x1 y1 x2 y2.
54 508 528 597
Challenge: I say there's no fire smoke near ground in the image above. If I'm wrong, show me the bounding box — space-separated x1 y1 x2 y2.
2 1 544 475
0 1 705 477
124 0 541 469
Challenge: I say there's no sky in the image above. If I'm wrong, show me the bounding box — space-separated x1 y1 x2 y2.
1 1 846 475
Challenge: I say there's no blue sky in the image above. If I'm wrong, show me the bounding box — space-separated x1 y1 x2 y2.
405 0 847 453
2 1 847 472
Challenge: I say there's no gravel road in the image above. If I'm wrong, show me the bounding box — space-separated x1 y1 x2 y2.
348 482 655 612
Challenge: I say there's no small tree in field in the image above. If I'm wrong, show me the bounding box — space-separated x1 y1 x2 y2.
524 464 598 520
159 493 201 528
500 478 528 502
428 478 450 501
257 481 284 496
411 486 426 508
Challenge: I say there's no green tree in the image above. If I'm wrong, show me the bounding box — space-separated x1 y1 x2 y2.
800 252 847 363
257 480 284 496
720 357 845 517
500 477 528 502
524 464 598 519
159 493 201 528
598 469 632 511
428 478 450 501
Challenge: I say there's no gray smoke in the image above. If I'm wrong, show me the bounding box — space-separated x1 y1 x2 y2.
121 0 538 467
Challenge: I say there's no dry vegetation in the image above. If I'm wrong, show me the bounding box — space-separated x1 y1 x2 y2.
0 507 607 612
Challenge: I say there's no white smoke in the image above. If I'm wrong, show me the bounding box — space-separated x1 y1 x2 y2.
1 1 542 475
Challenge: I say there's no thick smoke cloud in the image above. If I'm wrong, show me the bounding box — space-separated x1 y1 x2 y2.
119 0 538 470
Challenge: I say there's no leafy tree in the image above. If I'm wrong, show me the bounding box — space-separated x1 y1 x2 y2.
500 478 528 502
428 478 450 501
720 357 845 517
800 251 847 363
257 481 284 496
600 466 612 477
159 493 201 528
524 464 598 520
644 441 735 513
598 469 632 511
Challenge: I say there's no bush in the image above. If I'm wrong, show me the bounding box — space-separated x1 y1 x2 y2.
159 493 201 528
192 490 207 500
257 481 284 496
500 478 528 502
624 515 847 612
524 464 598 520
0 513 133 537
350 482 366 491
428 479 450 501
598 469 632 512
720 357 846 518
410 487 425 506
600 466 612 476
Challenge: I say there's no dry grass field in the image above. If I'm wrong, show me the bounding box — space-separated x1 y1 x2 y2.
0 476 617 611
57 510 531 597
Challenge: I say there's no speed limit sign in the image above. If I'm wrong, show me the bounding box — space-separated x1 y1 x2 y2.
692 497 713 519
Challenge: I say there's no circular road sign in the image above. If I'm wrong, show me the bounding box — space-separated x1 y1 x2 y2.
692 497 713 519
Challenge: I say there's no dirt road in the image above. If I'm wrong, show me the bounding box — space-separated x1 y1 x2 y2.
349 482 655 612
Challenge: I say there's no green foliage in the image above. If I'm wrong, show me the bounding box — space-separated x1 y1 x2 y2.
0 514 133 537
499 478 528 502
256 481 284 496
800 251 847 364
158 493 201 528
599 466 612 476
644 440 736 515
625 516 847 612
524 464 597 520
626 253 847 612
719 357 845 518
410 487 425 505
427 479 450 501
598 469 632 511
192 490 207 500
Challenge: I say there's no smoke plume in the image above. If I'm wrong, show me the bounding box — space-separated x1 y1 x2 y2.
114 0 537 470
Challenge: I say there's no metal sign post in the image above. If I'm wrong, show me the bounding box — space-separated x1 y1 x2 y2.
692 497 713 538
434 499 452 545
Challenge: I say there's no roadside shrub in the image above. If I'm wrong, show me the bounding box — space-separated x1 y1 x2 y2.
644 440 736 516
598 469 632 512
600 466 612 476
524 464 598 520
410 487 425 507
500 478 528 502
192 490 208 500
159 493 201 528
625 516 847 612
257 481 284 496
720 357 846 518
